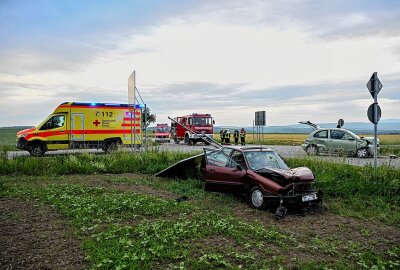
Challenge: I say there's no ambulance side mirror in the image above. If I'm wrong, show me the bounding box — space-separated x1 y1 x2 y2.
213 120 215 124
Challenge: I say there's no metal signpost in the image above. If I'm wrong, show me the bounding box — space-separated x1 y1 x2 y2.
254 111 266 145
366 72 383 168
128 71 136 152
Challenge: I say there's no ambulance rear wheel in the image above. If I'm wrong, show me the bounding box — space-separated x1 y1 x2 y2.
103 141 118 153
28 143 45 157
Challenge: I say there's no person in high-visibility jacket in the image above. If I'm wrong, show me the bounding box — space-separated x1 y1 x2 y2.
233 129 239 145
220 129 224 144
224 129 231 144
240 128 246 145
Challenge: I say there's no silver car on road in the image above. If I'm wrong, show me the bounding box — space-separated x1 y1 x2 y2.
300 122 379 158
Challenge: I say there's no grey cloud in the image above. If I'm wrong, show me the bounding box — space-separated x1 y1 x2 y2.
194 0 400 40
140 78 400 115
1 77 399 126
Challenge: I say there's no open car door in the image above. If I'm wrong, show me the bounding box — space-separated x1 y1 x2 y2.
203 149 246 193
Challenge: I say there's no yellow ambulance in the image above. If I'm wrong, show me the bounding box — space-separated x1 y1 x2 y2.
16 102 142 156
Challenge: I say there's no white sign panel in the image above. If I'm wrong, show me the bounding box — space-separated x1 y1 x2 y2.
128 70 136 105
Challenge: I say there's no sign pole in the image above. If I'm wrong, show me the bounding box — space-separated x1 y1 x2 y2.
144 104 147 152
373 77 378 169
128 70 136 152
366 72 383 169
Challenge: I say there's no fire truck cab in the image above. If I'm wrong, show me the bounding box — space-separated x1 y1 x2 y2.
170 113 214 145
154 124 170 143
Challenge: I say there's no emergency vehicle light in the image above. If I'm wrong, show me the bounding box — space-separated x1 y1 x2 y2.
90 103 97 106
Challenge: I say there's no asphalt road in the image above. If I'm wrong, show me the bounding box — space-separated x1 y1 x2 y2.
5 142 400 168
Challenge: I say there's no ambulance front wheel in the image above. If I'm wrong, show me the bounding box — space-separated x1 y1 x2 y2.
28 143 45 157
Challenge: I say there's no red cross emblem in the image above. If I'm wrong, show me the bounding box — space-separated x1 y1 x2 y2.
93 119 100 127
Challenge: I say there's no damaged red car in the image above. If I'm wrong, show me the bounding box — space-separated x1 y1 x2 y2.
202 146 322 209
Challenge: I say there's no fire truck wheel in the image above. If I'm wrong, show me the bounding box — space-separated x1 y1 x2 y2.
28 143 45 157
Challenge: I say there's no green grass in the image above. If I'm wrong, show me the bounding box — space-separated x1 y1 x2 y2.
381 145 400 156
1 174 399 269
0 150 199 176
287 158 400 225
0 128 20 151
1 152 400 269
1 181 294 269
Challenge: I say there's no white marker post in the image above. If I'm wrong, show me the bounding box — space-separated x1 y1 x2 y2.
128 70 136 151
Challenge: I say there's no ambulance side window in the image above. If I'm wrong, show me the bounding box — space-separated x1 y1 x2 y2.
40 115 65 130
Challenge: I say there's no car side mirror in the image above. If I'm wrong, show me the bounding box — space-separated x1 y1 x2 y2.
236 164 243 171
348 137 355 141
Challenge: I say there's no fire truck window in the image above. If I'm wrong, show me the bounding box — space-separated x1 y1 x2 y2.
40 115 65 130
193 118 211 125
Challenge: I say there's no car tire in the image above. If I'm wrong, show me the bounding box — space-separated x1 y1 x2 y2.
306 145 318 156
248 186 266 209
356 147 369 158
28 143 45 157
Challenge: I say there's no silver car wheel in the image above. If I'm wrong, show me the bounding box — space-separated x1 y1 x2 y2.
251 189 264 208
307 145 318 156
356 148 369 158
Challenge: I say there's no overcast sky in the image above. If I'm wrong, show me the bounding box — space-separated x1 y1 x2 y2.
0 0 399 127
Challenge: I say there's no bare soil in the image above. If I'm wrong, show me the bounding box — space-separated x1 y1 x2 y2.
0 198 86 270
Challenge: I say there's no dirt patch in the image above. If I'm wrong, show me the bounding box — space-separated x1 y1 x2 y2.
0 198 86 270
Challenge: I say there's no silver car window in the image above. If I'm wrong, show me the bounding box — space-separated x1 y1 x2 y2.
313 130 328 138
330 130 346 140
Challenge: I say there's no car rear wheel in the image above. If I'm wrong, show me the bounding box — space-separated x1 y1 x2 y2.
356 147 369 158
306 145 318 156
248 187 266 209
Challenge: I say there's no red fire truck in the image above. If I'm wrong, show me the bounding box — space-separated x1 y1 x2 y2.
170 113 215 145
154 123 170 143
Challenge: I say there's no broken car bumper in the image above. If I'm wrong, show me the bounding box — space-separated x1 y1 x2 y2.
263 190 323 206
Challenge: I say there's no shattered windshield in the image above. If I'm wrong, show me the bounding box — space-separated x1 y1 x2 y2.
244 151 289 171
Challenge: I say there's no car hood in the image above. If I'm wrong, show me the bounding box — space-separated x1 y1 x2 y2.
17 127 36 135
360 136 379 144
254 167 315 184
